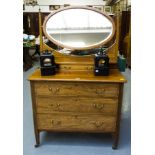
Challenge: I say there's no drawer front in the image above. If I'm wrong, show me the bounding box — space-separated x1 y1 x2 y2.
60 65 93 71
36 97 118 115
37 114 116 132
35 82 119 97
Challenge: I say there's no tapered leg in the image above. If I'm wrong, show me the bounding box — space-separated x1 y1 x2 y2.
112 132 119 149
34 130 40 147
30 82 40 147
112 84 124 149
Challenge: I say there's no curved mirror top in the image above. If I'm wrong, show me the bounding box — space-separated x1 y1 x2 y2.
43 7 115 51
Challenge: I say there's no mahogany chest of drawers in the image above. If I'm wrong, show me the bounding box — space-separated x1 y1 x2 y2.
28 69 126 149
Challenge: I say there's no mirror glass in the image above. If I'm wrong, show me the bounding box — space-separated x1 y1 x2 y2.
43 7 115 51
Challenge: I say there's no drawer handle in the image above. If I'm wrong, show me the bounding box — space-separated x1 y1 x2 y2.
55 88 60 93
95 89 105 95
49 87 52 91
93 103 104 110
63 66 71 70
50 103 61 111
50 103 60 107
51 120 61 126
93 121 104 128
49 87 60 93
57 103 60 107
86 66 93 70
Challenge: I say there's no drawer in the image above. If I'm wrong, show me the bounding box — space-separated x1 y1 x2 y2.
37 113 116 132
36 97 118 115
60 65 94 71
34 82 119 97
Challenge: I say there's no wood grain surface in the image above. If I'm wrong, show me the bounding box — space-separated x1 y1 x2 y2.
34 82 119 97
28 69 127 83
36 97 118 115
37 113 116 132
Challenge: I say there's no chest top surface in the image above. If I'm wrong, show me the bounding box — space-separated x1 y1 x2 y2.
28 69 126 83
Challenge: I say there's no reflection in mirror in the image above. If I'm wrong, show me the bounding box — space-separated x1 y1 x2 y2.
70 50 100 56
44 7 115 52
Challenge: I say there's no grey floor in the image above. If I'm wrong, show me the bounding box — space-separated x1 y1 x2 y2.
23 61 131 155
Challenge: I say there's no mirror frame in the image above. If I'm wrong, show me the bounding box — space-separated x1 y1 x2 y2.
43 6 115 50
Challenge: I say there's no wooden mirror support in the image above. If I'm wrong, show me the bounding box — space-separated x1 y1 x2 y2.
38 7 120 72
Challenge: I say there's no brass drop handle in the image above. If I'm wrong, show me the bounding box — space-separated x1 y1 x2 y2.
49 87 52 91
49 87 60 93
55 88 60 92
51 120 61 126
93 121 104 128
95 89 105 94
93 103 104 110
86 66 93 70
86 67 90 70
50 103 61 111
63 66 67 69
56 103 60 107
63 66 71 70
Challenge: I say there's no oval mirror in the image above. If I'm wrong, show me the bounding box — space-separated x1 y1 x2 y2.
43 6 115 52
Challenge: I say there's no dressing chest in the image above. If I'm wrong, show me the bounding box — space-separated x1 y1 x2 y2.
28 6 127 149
28 69 126 149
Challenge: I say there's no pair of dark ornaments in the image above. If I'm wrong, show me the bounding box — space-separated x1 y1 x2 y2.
40 50 109 76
